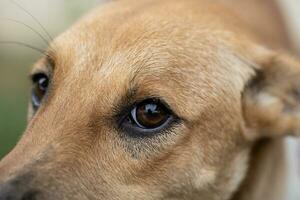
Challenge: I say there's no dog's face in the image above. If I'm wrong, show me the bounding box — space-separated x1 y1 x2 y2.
0 0 300 200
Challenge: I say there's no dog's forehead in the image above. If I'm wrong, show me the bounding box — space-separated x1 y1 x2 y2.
48 0 244 75
37 0 254 119
51 11 218 79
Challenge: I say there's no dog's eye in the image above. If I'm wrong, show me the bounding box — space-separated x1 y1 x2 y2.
120 99 176 136
131 100 169 129
31 73 49 109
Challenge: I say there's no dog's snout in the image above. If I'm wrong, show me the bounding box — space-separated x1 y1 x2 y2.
0 177 40 200
0 189 38 200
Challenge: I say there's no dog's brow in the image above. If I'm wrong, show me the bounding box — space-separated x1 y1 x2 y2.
45 49 56 70
30 54 55 76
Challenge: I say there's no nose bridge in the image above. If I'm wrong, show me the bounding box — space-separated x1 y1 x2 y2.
0 108 62 182
0 138 50 182
0 133 58 200
0 93 92 180
0 136 36 181
0 76 97 193
0 110 54 179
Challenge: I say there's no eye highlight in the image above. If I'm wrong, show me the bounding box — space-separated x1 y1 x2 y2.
120 98 177 137
31 73 49 109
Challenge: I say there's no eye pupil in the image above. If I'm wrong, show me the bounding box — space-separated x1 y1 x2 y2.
134 100 169 129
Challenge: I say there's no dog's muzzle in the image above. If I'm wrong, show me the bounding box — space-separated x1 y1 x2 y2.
0 175 40 200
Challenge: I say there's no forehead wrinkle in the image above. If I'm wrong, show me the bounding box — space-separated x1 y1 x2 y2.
88 42 177 116
97 35 171 81
47 0 191 82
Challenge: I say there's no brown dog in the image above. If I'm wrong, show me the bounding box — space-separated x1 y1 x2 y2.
0 0 299 199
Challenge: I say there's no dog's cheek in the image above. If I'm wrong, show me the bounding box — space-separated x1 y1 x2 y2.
182 149 250 200
214 148 251 199
27 103 34 122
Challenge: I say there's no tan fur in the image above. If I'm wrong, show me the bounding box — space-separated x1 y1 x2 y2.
0 0 299 199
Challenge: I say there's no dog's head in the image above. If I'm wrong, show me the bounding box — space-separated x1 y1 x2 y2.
0 0 300 199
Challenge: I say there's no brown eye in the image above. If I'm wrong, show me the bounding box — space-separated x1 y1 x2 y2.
131 99 170 129
31 73 49 109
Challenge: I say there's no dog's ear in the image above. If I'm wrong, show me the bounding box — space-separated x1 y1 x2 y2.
243 46 300 140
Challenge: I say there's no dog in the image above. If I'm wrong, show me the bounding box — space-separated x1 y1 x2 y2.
0 0 299 199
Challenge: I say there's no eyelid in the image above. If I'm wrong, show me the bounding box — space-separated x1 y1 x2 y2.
30 55 54 80
115 97 169 124
30 72 48 83
118 97 181 130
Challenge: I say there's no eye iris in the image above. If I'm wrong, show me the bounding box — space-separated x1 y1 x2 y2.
32 75 49 108
135 102 168 129
38 77 48 92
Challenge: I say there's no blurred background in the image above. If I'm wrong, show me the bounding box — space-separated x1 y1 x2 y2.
0 0 105 159
0 0 299 198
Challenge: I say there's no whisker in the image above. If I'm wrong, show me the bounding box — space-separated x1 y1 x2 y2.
0 40 49 57
0 18 50 47
9 0 53 41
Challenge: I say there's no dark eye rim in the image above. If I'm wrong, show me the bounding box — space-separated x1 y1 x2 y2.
117 98 180 138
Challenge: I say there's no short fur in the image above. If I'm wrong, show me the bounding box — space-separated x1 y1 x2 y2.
0 0 299 199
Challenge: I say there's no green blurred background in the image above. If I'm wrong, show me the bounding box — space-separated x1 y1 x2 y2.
0 0 103 159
